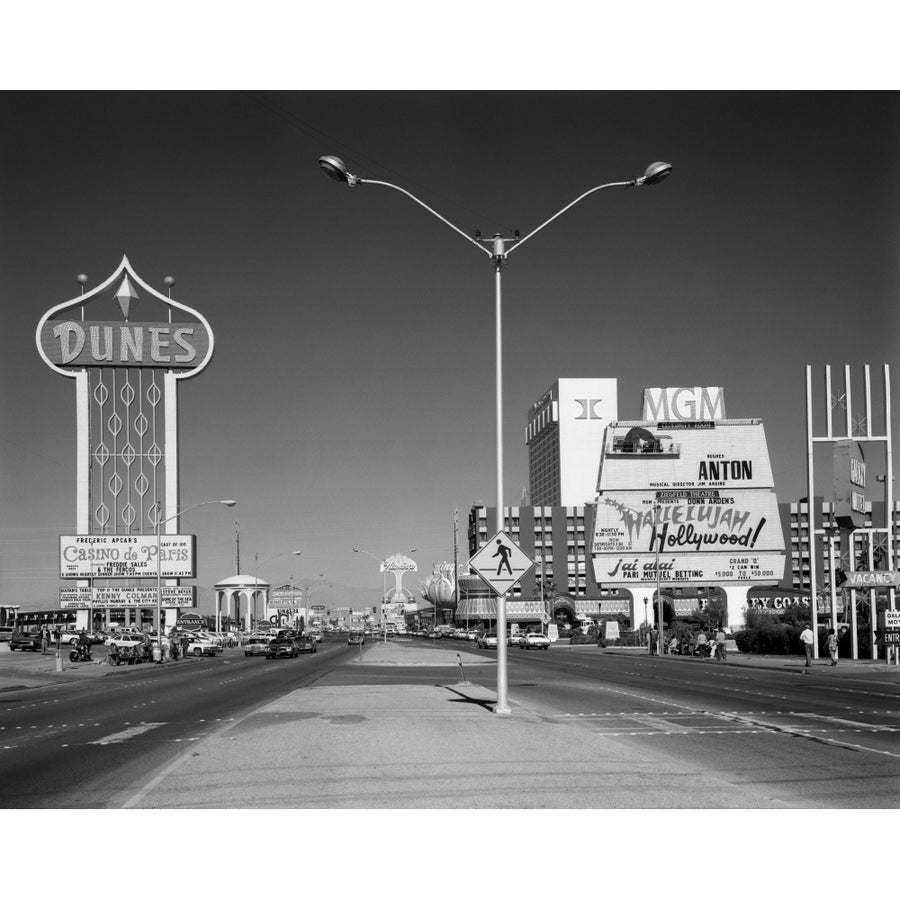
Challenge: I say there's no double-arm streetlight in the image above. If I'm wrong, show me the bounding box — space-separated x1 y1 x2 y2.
353 546 416 642
154 499 236 657
322 155 672 713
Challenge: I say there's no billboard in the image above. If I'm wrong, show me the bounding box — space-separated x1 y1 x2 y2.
59 586 196 608
270 588 304 609
37 320 210 369
833 440 866 530
598 420 775 492
593 416 785 589
59 534 196 578
592 490 783 556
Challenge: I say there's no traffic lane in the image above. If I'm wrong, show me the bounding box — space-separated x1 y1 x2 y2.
0 645 350 808
493 649 900 808
499 647 899 718
492 648 900 757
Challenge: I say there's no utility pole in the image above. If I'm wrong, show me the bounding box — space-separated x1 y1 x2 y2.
452 509 459 630
234 520 240 576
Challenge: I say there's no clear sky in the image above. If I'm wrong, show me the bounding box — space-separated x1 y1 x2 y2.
2 91 898 613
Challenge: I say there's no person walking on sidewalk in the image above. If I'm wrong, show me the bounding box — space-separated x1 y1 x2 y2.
826 628 839 666
41 626 49 655
800 623 814 667
715 626 727 661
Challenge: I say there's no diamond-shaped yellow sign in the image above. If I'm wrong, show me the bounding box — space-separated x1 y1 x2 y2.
469 531 535 596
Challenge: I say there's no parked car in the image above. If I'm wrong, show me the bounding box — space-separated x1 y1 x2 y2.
266 637 298 659
9 630 43 651
347 632 365 646
104 632 146 649
424 630 440 640
477 632 499 649
466 630 480 641
243 637 270 657
0 626 14 642
295 635 318 653
521 632 551 650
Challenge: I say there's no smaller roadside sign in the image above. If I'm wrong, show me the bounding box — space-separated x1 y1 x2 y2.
876 631 900 645
844 571 900 589
469 531 534 596
882 610 900 630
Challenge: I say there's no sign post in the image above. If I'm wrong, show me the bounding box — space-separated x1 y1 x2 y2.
469 531 534 716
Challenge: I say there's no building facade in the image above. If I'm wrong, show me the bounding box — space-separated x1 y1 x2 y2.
526 378 617 506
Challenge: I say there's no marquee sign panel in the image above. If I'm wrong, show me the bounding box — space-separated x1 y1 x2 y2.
59 534 196 579
592 551 785 587
59 586 196 608
592 490 784 556
598 420 775 492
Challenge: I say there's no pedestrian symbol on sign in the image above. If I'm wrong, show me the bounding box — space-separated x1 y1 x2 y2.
469 531 535 596
493 540 513 576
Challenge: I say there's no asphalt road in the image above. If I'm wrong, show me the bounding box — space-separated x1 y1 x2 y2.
482 644 900 808
2 638 897 808
0 640 352 808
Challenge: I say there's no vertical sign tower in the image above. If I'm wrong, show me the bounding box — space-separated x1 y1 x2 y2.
805 365 895 660
36 256 215 628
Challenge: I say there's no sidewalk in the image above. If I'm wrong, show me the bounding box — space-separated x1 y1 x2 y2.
0 643 191 692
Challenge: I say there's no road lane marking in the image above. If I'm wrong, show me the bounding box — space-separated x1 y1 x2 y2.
90 723 164 745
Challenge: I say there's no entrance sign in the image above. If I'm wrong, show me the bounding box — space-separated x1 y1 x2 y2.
59 534 196 579
469 531 534 596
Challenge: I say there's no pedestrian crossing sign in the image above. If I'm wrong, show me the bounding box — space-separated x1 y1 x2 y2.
469 531 534 596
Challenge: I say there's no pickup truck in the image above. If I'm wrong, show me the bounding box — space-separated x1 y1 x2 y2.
9 630 43 651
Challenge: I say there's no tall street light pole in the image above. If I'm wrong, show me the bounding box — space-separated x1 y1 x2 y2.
155 499 236 658
322 155 672 713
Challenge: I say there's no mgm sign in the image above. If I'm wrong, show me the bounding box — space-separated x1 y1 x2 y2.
36 256 215 621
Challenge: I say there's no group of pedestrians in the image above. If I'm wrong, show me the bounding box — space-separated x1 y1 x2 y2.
799 623 840 667
645 625 728 661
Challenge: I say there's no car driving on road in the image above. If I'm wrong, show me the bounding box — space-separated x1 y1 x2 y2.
243 636 271 657
477 632 499 649
520 632 551 650
266 637 298 659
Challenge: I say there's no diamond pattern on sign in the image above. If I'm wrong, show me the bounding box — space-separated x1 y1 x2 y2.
121 442 136 466
108 472 123 496
135 472 150 497
93 380 108 406
107 412 122 436
122 503 136 528
95 504 110 529
134 412 149 436
93 443 110 466
120 381 135 406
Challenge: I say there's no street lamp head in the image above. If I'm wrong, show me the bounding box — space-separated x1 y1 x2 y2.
319 155 359 186
292 550 302 556
639 161 673 187
221 500 237 507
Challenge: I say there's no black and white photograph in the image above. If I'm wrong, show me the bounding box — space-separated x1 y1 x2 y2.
1 4 897 896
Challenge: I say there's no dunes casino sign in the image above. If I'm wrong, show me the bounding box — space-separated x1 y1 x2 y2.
36 256 214 378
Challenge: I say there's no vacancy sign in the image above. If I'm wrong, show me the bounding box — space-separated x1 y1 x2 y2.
469 531 534 596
